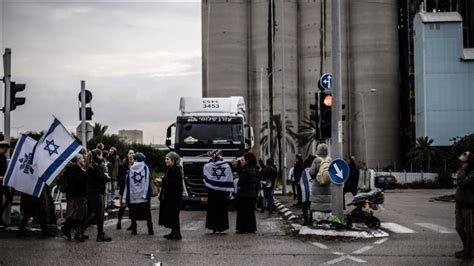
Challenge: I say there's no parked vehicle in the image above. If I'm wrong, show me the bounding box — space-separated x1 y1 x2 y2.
346 188 384 229
375 175 397 189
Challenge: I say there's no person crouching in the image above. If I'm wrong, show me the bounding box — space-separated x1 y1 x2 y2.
123 152 154 235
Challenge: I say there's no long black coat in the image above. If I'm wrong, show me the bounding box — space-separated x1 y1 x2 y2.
159 164 183 229
64 165 88 199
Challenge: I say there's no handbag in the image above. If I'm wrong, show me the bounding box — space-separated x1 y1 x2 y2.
149 178 160 197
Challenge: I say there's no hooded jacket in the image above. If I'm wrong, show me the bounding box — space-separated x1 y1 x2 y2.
309 144 332 212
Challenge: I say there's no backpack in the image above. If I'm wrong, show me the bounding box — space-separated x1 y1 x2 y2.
316 158 331 186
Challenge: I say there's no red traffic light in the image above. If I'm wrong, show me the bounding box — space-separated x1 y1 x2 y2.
323 95 332 107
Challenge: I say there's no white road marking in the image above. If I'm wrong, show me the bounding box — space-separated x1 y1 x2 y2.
283 211 292 216
280 208 289 212
300 226 389 238
181 220 205 231
277 205 284 210
380 222 416 234
332 252 344 256
259 221 280 233
153 262 161 266
374 238 388 245
326 255 367 264
288 215 298 220
414 223 455 234
310 242 329 250
352 245 373 254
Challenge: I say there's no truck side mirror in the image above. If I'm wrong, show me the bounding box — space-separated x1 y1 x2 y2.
166 123 176 151
244 124 254 151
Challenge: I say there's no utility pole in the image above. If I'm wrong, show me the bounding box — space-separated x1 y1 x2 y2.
280 1 287 195
80 81 87 147
3 48 11 146
331 0 344 221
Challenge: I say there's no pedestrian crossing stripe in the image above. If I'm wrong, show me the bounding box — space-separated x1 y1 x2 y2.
414 223 455 234
380 223 416 234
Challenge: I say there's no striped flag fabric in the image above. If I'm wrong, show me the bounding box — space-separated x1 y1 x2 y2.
203 161 234 192
3 134 45 197
32 118 82 185
300 167 313 202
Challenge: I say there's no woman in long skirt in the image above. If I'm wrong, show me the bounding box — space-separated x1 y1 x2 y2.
235 152 258 234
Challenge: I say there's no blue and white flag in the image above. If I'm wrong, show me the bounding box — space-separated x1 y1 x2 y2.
3 135 45 197
32 118 82 185
300 167 313 202
123 161 150 204
203 161 234 192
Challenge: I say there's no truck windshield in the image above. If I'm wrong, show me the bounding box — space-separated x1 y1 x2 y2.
177 122 243 145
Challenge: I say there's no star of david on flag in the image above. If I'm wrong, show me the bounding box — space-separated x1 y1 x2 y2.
3 134 45 197
32 118 83 185
131 171 144 184
203 161 234 192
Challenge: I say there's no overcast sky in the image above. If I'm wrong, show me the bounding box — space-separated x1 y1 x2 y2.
0 0 202 144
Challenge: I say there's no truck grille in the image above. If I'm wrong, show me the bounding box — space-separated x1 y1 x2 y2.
183 162 207 197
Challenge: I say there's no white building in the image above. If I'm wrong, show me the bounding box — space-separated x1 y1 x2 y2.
119 130 143 144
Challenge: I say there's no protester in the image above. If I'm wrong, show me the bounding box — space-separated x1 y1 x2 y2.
344 156 360 197
288 166 295 200
260 158 277 214
18 188 55 237
454 151 474 259
76 149 112 242
159 151 183 240
0 141 12 226
301 156 315 225
123 152 154 235
107 147 121 209
116 149 134 230
60 154 88 240
293 154 304 207
236 151 258 234
309 144 332 221
203 150 233 233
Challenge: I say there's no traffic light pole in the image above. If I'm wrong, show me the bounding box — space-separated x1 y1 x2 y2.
331 0 344 221
80 81 87 147
3 48 11 145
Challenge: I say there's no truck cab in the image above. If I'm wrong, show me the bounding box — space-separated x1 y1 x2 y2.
165 96 254 206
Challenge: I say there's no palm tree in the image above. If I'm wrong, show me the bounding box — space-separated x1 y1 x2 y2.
93 123 108 138
407 136 441 172
259 114 298 160
296 112 318 155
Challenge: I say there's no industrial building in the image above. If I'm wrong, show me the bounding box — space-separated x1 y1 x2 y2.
118 129 143 144
414 11 474 146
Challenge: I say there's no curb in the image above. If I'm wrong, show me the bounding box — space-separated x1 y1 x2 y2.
274 199 299 221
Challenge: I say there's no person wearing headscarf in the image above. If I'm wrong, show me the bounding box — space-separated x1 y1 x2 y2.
309 143 332 221
123 152 154 235
116 149 134 230
60 154 88 240
76 149 112 242
159 152 183 240
203 150 232 233
455 151 474 259
236 151 258 234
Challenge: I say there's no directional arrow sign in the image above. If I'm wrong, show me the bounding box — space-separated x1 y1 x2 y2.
319 73 332 90
328 159 350 184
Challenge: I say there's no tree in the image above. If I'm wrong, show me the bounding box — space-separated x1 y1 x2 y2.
448 133 474 172
259 114 298 160
93 123 108 138
407 136 442 172
296 112 318 156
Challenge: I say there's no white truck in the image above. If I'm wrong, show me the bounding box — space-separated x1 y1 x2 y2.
165 96 254 206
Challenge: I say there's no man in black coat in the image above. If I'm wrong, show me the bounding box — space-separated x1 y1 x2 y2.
293 154 304 207
0 141 11 226
260 158 277 214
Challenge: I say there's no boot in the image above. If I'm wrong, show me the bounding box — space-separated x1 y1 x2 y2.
130 221 137 235
96 232 112 242
74 228 87 242
167 229 182 240
164 229 173 238
147 222 154 235
116 221 122 230
61 225 72 240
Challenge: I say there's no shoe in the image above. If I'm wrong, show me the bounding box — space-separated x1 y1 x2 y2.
167 232 182 240
74 232 87 242
131 229 137 235
147 223 154 235
116 222 121 230
126 225 133 231
96 233 112 242
455 249 472 259
61 226 71 240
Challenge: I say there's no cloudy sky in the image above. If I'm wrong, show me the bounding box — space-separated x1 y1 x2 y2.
0 0 202 144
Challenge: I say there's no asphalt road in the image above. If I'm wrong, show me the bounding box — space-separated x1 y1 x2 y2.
0 189 472 265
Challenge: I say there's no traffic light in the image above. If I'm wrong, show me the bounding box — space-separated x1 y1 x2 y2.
10 82 26 111
78 89 93 121
319 91 332 139
79 107 94 120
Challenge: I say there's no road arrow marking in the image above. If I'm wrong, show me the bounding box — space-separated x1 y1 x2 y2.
333 163 344 179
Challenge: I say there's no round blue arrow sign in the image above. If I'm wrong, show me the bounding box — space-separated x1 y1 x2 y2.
328 159 350 185
319 73 332 90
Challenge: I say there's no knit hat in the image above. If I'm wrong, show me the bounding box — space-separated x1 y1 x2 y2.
133 152 146 162
458 151 470 162
316 143 329 156
166 151 181 163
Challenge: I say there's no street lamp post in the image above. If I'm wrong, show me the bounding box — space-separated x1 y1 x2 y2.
359 89 376 169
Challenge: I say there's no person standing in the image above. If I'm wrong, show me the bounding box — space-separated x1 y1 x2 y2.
301 155 315 225
60 154 88 240
203 150 233 233
18 188 55 237
260 158 277 214
293 154 304 207
123 152 154 235
454 151 474 259
76 149 112 242
116 149 134 230
0 141 12 226
236 152 258 234
309 144 332 221
344 156 360 197
159 152 183 240
107 147 120 209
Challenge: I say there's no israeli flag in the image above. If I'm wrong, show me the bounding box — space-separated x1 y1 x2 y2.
203 161 234 192
3 135 45 197
300 167 313 202
123 161 150 204
32 118 82 185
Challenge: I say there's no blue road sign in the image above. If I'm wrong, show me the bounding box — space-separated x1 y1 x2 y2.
319 73 332 90
328 159 350 185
